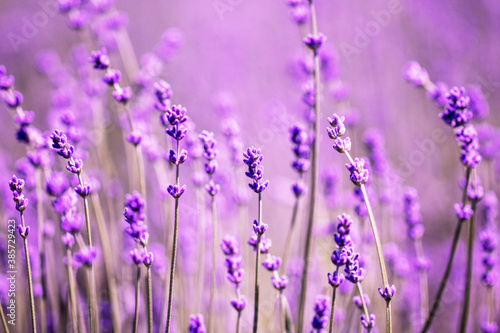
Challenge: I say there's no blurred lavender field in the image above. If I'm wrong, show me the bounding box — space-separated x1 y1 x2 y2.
0 0 499 332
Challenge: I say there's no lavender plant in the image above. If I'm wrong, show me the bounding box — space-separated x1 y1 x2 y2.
1 2 500 333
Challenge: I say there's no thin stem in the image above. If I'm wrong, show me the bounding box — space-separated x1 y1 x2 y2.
34 169 47 333
147 266 153 333
252 192 263 333
421 167 472 332
355 283 371 333
414 239 429 326
0 300 9 333
236 311 241 333
133 266 141 333
66 248 78 333
165 139 181 333
328 267 341 333
458 198 477 333
298 1 321 330
208 195 217 332
76 171 98 333
21 212 37 333
282 195 300 270
91 194 121 333
195 180 206 313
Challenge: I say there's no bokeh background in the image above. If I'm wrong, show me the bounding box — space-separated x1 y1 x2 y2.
0 0 499 332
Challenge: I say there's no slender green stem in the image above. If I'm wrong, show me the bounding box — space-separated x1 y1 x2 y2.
252 192 263 333
297 1 321 330
146 266 153 333
66 248 78 333
165 138 181 333
0 300 9 333
21 213 37 333
421 167 472 333
458 198 477 333
208 195 217 332
236 311 241 333
133 266 141 333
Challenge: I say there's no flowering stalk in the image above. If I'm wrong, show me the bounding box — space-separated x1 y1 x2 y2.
262 254 289 332
327 114 395 332
420 87 482 332
297 1 327 329
164 105 188 333
89 48 146 198
311 295 330 332
62 234 78 333
221 235 247 333
459 174 483 333
327 214 352 333
50 130 98 332
403 188 430 325
9 176 36 332
282 125 310 268
199 130 221 331
243 147 269 333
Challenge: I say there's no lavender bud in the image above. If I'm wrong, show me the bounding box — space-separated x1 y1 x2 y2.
378 284 396 301
75 182 91 198
230 295 247 312
17 224 30 239
252 220 268 236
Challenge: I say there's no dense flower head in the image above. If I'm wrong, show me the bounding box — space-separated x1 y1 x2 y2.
74 246 97 266
345 158 369 186
262 255 281 271
165 105 188 140
10 176 28 212
403 187 424 240
154 80 173 111
440 87 473 128
454 202 474 220
89 48 110 70
402 61 429 87
344 251 364 283
311 295 330 331
327 114 346 140
303 33 327 50
123 191 148 245
221 234 240 256
271 275 288 291
188 313 206 333
243 146 269 193
455 124 482 168
378 284 396 301
248 234 272 254
361 314 376 329
230 295 247 312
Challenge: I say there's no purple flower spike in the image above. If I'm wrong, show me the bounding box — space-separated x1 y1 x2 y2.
12 192 29 212
166 104 188 126
4 91 23 108
167 184 186 199
103 69 121 85
75 182 91 198
126 130 143 146
168 149 188 165
378 284 396 301
262 255 281 272
403 61 429 87
188 314 207 333
332 137 351 154
66 158 83 174
311 295 330 331
345 158 369 186
154 80 173 110
327 114 346 139
252 220 268 236
271 275 288 291
481 322 498 333
112 86 132 103
328 271 345 288
130 248 145 265
440 87 473 128
360 314 376 329
61 233 75 247
89 48 110 70
74 246 97 266
303 33 327 50
143 251 154 267
17 224 30 239
9 175 25 193
221 235 240 256
50 129 69 149
454 203 474 220
230 295 247 312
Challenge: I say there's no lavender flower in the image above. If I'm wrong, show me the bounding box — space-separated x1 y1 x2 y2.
311 295 330 332
243 147 269 193
188 314 207 333
221 234 247 318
